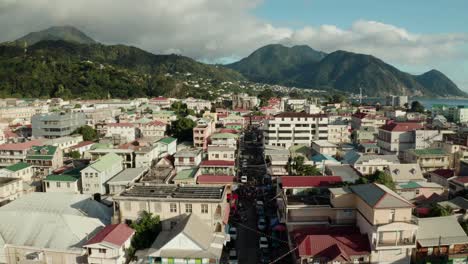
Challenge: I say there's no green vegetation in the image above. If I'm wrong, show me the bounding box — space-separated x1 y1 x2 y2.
324 94 347 104
410 101 425 113
68 150 81 159
170 101 195 117
169 117 196 142
289 156 322 176
128 211 161 259
429 204 454 217
355 170 395 190
10 26 96 46
73 125 98 141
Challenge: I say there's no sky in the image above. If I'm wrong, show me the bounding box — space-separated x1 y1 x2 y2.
1 0 467 90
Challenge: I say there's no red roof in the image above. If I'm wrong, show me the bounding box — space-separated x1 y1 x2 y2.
151 97 168 101
200 160 235 167
0 139 44 151
143 120 166 126
218 129 239 134
197 175 234 184
431 169 455 179
352 112 368 119
70 141 94 149
281 176 342 188
293 227 370 261
380 122 423 132
453 176 468 184
85 224 134 247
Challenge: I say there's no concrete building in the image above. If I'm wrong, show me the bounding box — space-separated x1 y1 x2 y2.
327 122 351 144
81 153 124 194
43 134 84 151
32 112 86 139
311 140 337 156
0 192 112 264
113 184 229 231
403 148 450 172
210 133 239 149
232 93 259 110
351 112 386 130
344 151 400 176
207 146 236 161
107 167 148 195
0 177 23 206
25 145 63 176
174 148 202 172
263 112 329 149
377 122 423 154
386 95 408 108
183 98 212 113
193 119 215 150
351 126 377 145
139 120 166 140
0 140 44 167
105 123 136 145
0 162 33 182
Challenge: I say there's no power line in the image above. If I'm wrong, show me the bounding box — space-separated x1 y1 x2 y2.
268 245 299 264
229 219 289 245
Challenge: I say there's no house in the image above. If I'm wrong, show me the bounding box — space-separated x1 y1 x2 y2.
327 121 351 144
311 140 337 156
25 145 63 176
0 162 33 182
183 98 212 112
291 227 371 264
152 110 177 123
207 145 236 161
144 214 225 264
403 148 450 172
0 140 44 167
343 151 400 176
325 164 361 183
157 137 177 156
139 120 167 140
43 134 84 152
263 112 329 149
437 196 468 220
149 97 171 109
0 192 112 264
113 184 228 231
377 121 423 154
210 133 239 148
84 224 135 264
351 112 386 130
384 164 424 183
69 141 95 156
87 147 135 168
193 119 215 150
107 167 149 195
172 168 198 184
310 154 340 169
449 176 468 196
105 123 136 144
44 167 83 194
395 181 445 202
81 153 124 195
199 160 235 176
173 148 202 172
0 177 23 206
32 112 86 139
351 126 377 145
415 216 468 264
265 146 290 176
429 169 456 188
341 183 418 264
358 142 380 154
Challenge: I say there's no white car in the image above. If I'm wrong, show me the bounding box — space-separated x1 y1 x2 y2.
257 217 266 231
228 249 238 264
256 200 264 208
229 227 238 240
259 236 269 249
240 175 248 183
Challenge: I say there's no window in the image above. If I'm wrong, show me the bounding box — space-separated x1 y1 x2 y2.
189 157 195 163
98 249 106 254
178 157 184 162
201 204 208 214
56 182 61 187
46 182 50 188
170 203 177 213
185 204 192 213
66 183 70 188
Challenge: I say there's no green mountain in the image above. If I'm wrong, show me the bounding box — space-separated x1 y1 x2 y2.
0 39 244 99
227 44 326 84
227 44 465 97
8 26 97 46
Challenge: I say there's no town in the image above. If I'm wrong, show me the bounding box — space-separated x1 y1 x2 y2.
0 93 466 264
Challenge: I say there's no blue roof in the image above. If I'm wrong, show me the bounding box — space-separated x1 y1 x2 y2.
311 154 338 163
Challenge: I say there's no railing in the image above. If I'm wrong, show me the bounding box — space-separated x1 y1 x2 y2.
377 237 416 247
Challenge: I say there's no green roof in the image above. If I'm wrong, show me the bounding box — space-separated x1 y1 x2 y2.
174 168 198 180
154 110 176 115
89 153 123 172
159 137 177 144
26 145 58 160
45 174 80 182
91 143 113 150
410 148 447 156
5 162 31 172
399 181 421 189
211 133 239 139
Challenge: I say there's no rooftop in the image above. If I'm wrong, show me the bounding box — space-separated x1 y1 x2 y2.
430 169 455 179
5 162 31 172
88 153 123 172
275 112 327 118
200 160 235 167
117 184 225 200
196 175 234 184
0 139 44 151
380 122 423 132
158 137 177 145
408 148 448 156
84 224 134 247
107 167 148 184
350 183 413 209
417 216 468 247
281 176 342 188
312 140 337 148
174 168 198 181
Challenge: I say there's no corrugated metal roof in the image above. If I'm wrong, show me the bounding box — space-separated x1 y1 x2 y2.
350 183 413 208
89 153 122 172
5 162 31 172
417 216 468 247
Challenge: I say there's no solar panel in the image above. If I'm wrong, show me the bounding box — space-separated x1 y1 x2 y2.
120 184 224 199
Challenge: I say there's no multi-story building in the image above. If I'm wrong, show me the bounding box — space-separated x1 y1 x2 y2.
207 146 236 161
0 105 48 121
232 93 259 110
311 140 337 156
0 140 44 167
403 148 450 172
386 95 408 108
139 120 166 140
174 149 202 172
105 123 136 144
377 122 423 154
149 97 172 109
32 112 86 139
344 151 400 176
351 126 377 145
332 183 417 264
210 133 239 148
43 134 84 151
25 145 63 176
351 112 386 130
152 110 177 124
0 177 23 206
327 121 351 144
0 162 33 182
81 153 124 194
183 98 212 112
263 112 329 149
193 118 215 150
199 160 235 176
113 184 229 231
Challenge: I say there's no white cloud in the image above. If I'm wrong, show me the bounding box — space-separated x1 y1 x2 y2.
0 0 467 81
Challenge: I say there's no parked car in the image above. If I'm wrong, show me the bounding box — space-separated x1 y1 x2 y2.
259 249 270 264
256 200 264 208
259 236 269 249
229 249 238 264
229 227 238 240
257 206 265 217
240 175 248 183
257 217 267 231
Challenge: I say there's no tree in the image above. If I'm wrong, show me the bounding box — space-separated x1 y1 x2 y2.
68 150 81 159
73 125 98 141
170 101 189 117
128 211 161 259
371 170 396 190
258 89 275 106
74 104 82 109
169 117 196 142
292 156 305 175
410 101 425 113
301 165 322 176
429 204 453 217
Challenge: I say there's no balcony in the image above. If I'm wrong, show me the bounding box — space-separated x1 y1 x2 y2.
377 237 416 247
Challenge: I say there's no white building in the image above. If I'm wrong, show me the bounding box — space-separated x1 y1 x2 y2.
84 224 134 264
81 153 124 194
105 123 136 144
311 140 337 156
263 112 329 149
207 146 236 161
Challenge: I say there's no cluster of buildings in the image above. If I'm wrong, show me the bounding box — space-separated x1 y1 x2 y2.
0 93 468 264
